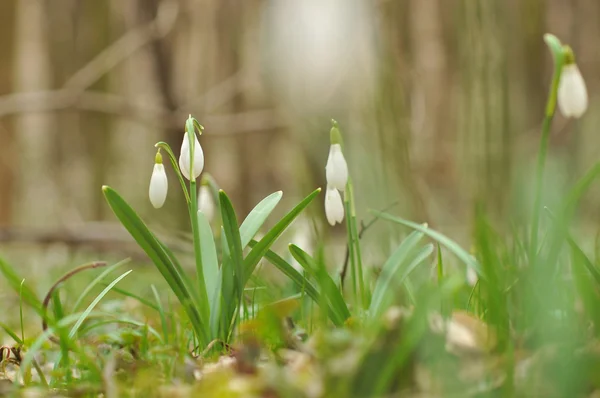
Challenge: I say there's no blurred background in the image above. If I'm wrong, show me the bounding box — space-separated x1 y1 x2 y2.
0 0 599 266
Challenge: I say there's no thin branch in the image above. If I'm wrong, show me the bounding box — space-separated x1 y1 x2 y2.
0 89 285 134
63 0 179 91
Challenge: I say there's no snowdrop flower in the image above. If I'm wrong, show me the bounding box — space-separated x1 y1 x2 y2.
324 186 344 226
179 131 204 180
325 144 348 191
325 122 348 191
558 52 588 118
149 151 168 209
198 184 215 221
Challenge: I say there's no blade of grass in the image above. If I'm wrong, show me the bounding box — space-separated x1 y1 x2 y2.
371 211 484 279
72 260 128 312
69 270 133 339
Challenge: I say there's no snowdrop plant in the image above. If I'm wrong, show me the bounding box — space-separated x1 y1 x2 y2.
531 34 587 262
324 120 367 309
102 115 322 348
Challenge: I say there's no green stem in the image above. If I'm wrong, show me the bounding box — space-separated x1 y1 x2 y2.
345 180 366 309
344 191 358 305
529 36 565 265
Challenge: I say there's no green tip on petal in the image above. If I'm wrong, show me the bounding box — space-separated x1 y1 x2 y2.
562 45 575 65
329 122 343 146
155 150 163 164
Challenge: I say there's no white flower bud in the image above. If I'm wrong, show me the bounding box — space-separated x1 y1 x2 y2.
149 154 168 208
324 186 344 226
558 64 588 119
466 266 478 287
179 132 204 180
198 184 215 221
325 144 348 191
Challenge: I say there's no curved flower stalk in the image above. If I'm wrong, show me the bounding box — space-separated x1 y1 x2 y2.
149 151 168 209
557 49 588 119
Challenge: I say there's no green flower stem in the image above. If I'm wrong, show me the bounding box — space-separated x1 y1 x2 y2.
530 34 565 264
154 141 191 204
345 180 367 309
344 193 358 304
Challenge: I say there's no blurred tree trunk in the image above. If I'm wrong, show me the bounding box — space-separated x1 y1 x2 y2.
457 1 511 225
13 0 56 227
0 0 16 225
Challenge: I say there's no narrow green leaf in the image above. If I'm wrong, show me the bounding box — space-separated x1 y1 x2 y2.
72 260 127 312
289 244 350 324
151 285 169 344
371 211 484 279
69 270 132 339
198 210 219 313
244 188 321 280
369 231 427 318
219 191 245 294
240 191 283 248
102 186 207 343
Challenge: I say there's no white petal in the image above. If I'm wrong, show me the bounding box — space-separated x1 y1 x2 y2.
325 144 348 191
558 64 588 118
325 187 344 226
198 185 215 221
179 132 205 180
149 164 168 208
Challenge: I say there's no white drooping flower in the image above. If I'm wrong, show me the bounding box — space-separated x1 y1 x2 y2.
198 184 215 221
324 186 344 226
325 143 348 191
558 63 588 118
149 152 168 209
179 132 204 180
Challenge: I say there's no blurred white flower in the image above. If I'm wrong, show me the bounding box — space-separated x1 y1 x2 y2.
198 184 215 221
149 154 168 209
325 186 344 226
325 144 348 191
558 64 588 118
466 266 478 287
179 132 204 180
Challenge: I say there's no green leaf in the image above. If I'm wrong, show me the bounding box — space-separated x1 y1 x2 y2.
219 191 245 300
240 191 283 248
369 231 427 318
248 241 341 321
371 211 484 279
102 186 207 343
244 188 321 281
198 210 219 312
289 244 350 325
